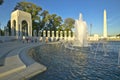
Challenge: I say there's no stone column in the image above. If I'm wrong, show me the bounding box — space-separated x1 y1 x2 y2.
25 27 26 37
51 31 55 41
64 31 67 40
56 31 58 40
20 23 22 37
52 31 54 38
18 24 20 37
43 30 46 37
42 30 46 42
38 30 42 42
47 31 50 37
18 23 22 39
11 20 14 36
28 20 32 37
16 19 19 38
68 31 71 40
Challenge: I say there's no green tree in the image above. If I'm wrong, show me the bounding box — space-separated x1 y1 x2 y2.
11 1 63 36
0 0 3 5
13 1 42 35
57 24 64 31
116 34 120 38
48 14 63 31
40 10 49 30
64 18 75 31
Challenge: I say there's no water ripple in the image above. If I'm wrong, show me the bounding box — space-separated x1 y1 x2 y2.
30 42 120 80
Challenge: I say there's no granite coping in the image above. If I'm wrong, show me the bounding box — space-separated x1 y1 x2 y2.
0 42 47 80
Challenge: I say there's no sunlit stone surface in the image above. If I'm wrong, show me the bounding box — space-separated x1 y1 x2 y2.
11 10 32 38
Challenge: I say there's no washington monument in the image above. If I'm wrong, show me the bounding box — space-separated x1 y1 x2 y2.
103 9 107 38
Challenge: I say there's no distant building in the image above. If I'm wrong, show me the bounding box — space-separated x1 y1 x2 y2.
88 34 99 41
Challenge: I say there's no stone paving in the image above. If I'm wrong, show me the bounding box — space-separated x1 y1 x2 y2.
0 41 25 65
0 40 47 80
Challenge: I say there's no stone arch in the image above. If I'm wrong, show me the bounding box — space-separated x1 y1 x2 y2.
12 20 16 36
22 20 28 36
11 10 32 39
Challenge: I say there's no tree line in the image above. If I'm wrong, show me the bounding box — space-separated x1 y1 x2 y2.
7 1 75 36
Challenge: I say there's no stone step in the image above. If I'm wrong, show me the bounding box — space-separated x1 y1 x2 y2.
0 41 26 66
0 45 28 78
0 55 26 78
2 62 47 80
0 43 47 80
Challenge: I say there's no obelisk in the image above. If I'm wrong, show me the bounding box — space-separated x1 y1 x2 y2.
103 9 107 38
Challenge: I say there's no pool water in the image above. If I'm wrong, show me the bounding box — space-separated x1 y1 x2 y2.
30 41 120 80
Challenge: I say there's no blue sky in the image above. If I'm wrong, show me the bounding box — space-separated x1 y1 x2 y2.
0 0 120 36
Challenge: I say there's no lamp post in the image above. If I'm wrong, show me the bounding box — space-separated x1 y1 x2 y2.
90 24 92 36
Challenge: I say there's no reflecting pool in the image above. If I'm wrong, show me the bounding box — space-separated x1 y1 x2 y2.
29 41 120 80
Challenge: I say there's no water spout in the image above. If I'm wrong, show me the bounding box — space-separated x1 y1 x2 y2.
73 13 88 47
79 13 83 21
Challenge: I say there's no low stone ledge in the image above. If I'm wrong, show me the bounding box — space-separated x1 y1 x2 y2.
0 55 26 78
0 43 47 80
0 44 31 78
5 62 47 80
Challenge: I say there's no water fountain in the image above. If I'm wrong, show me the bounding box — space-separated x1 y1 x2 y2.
62 13 89 51
73 13 88 47
103 42 109 57
29 13 120 80
30 41 120 80
93 40 109 60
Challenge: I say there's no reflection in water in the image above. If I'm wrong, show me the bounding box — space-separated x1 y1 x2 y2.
29 42 120 80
